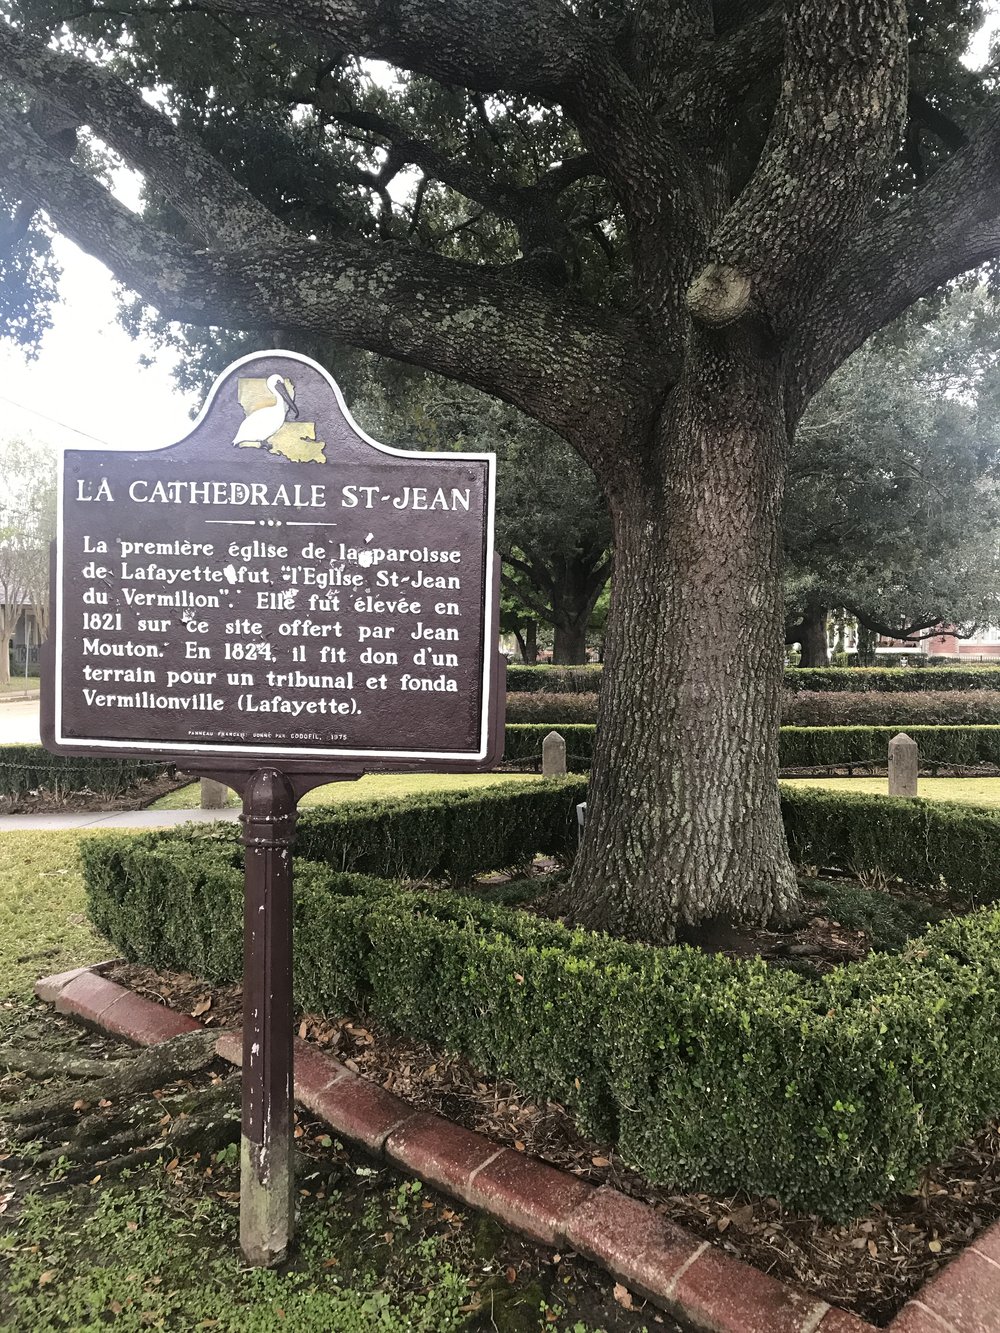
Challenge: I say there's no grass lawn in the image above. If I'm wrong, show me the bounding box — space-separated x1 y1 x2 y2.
150 770 542 811
0 679 39 696
784 775 1000 807
0 830 655 1333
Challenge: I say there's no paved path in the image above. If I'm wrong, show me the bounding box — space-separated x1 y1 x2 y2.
0 699 41 744
0 807 238 832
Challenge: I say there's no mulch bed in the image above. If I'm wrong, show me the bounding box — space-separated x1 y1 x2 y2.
103 883 1000 1330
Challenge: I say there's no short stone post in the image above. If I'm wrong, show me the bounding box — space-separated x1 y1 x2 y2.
542 730 567 777
201 778 230 809
888 732 919 798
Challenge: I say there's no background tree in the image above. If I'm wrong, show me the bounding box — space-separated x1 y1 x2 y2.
785 288 1000 665
4 2 1000 939
0 438 56 685
358 376 612 665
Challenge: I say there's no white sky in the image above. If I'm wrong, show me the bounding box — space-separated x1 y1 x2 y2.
1 12 999 457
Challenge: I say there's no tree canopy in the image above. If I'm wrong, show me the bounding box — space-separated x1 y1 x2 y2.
786 287 1000 660
5 2 1000 938
0 437 55 685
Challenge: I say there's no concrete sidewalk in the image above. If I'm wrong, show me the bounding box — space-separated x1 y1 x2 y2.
0 806 240 832
0 689 40 704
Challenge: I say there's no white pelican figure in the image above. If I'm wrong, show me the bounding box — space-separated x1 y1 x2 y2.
233 374 299 447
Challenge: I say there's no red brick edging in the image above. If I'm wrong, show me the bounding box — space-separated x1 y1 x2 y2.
35 964 999 1333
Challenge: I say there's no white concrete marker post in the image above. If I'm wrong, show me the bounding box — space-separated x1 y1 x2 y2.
542 730 567 777
888 732 919 798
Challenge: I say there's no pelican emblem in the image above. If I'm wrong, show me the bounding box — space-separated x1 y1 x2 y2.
233 373 299 448
233 373 327 463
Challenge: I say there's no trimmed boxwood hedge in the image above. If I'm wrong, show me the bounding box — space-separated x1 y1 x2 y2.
507 722 1000 772
506 664 1000 693
785 666 1000 692
293 778 585 880
81 780 1000 1217
780 724 1000 769
505 723 597 771
0 743 171 800
505 664 603 693
781 786 1000 901
511 690 1000 728
781 689 1000 727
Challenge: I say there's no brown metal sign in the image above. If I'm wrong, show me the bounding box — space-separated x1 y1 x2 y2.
42 350 502 772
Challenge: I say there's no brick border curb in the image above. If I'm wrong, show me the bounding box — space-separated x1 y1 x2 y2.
37 965 997 1333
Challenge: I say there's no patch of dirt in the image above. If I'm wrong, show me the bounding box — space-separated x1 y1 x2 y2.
675 902 870 974
0 771 190 815
103 945 1000 1328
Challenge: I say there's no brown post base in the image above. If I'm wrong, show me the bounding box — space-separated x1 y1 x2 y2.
239 1135 295 1266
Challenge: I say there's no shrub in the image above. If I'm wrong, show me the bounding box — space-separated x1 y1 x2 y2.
507 665 1000 695
505 692 599 724
785 666 1000 692
505 664 603 693
0 743 171 801
781 785 1000 902
82 789 1000 1217
781 689 1000 726
508 690 1000 728
506 722 1000 772
295 779 584 879
780 724 1000 770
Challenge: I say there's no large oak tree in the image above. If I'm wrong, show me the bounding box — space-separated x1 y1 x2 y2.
1 0 998 940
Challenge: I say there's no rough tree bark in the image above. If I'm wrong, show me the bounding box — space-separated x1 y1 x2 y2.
2 0 996 940
572 335 799 937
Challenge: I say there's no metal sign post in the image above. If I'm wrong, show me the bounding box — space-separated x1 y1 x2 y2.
42 350 505 1266
240 767 296 1265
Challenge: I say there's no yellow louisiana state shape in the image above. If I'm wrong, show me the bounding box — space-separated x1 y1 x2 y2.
235 377 327 464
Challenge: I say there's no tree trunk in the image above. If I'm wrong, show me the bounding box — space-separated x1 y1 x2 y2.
0 615 11 688
568 344 800 943
522 620 538 665
798 605 830 668
552 619 589 664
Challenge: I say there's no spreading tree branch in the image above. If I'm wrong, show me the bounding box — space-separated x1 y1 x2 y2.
792 102 1000 415
0 22 288 248
0 101 650 449
685 0 909 333
166 0 589 100
665 3 782 140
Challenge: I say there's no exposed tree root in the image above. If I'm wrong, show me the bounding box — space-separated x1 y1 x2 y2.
5 1029 220 1128
1 1029 240 1187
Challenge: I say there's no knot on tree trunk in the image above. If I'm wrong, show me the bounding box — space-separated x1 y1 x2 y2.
685 262 753 327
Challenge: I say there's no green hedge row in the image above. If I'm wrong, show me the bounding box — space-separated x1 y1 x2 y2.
785 666 1000 692
506 665 1000 694
506 723 1000 772
506 692 599 724
782 690 1000 727
294 779 584 881
0 743 172 800
506 664 603 693
780 725 1000 770
781 786 1000 901
510 691 1000 728
81 781 1000 1217
505 724 596 771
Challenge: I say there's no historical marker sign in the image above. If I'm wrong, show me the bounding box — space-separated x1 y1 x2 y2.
42 350 502 771
41 350 505 1268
